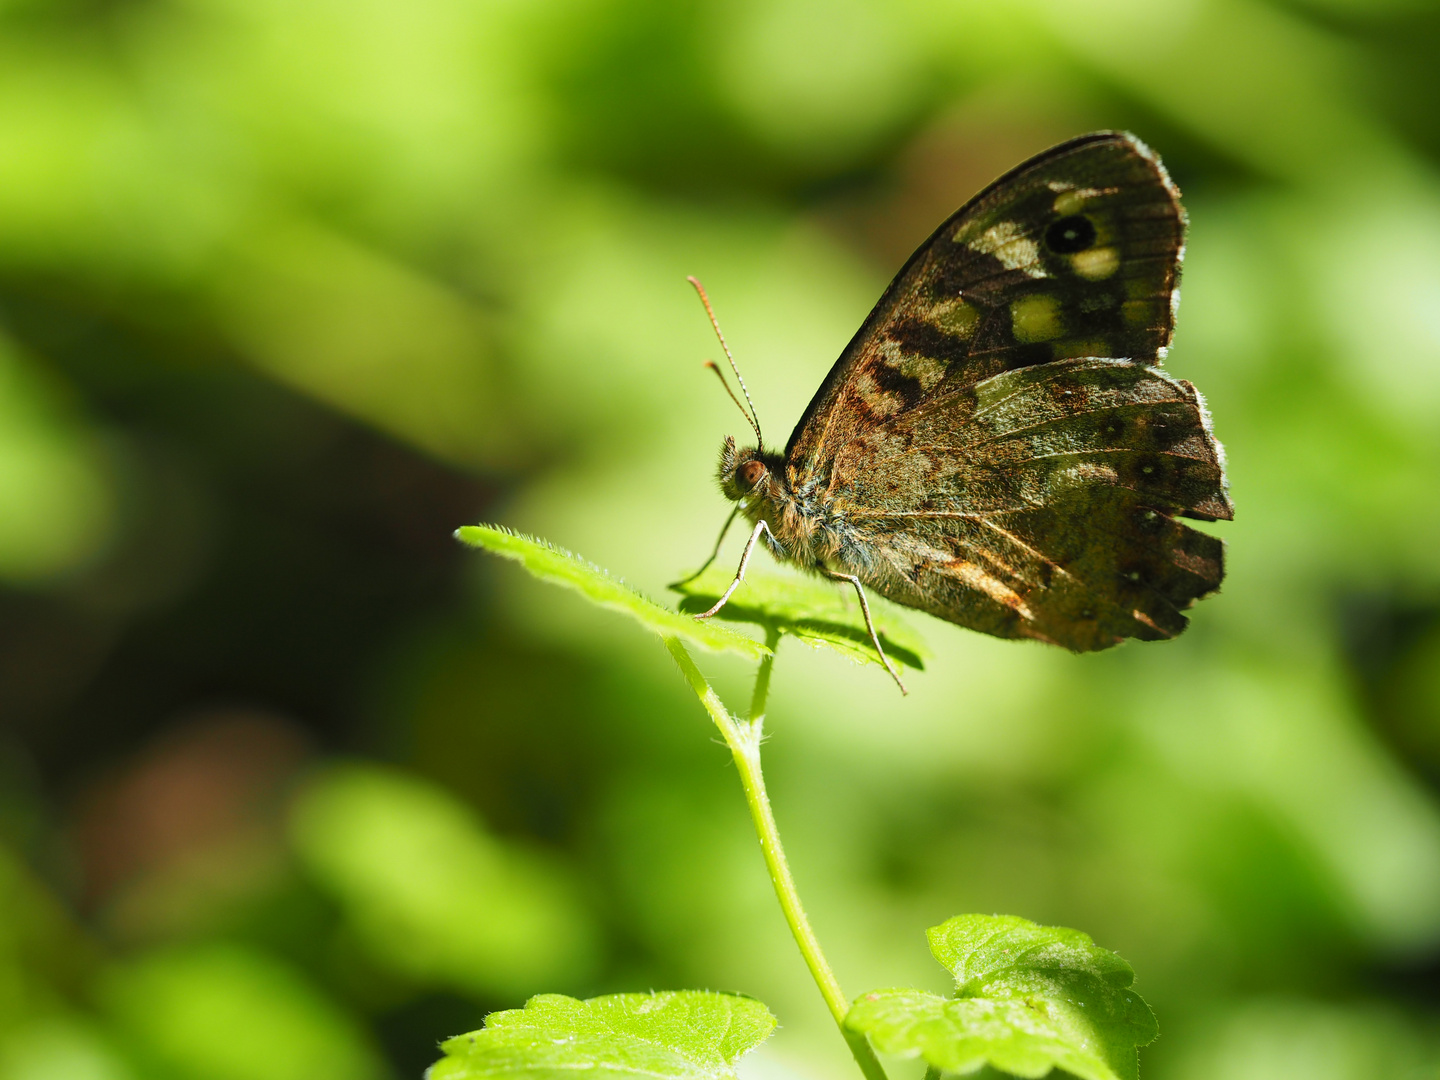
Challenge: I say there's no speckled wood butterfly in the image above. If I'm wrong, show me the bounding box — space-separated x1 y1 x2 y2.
687 132 1232 693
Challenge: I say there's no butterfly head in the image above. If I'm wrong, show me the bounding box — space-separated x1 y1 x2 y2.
718 435 786 503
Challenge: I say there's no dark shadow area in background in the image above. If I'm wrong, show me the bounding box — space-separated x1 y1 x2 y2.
0 277 499 802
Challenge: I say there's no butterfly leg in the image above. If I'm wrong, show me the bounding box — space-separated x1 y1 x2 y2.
669 504 740 589
820 569 908 696
695 518 772 620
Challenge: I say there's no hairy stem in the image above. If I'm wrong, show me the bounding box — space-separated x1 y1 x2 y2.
747 628 778 725
665 636 888 1080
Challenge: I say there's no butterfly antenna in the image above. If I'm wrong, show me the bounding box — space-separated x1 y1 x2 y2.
703 362 760 440
687 276 763 449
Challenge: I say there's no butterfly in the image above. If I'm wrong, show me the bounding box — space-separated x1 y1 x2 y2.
685 132 1232 693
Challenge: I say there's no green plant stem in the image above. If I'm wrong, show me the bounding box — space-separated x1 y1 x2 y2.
665 635 888 1080
747 628 778 724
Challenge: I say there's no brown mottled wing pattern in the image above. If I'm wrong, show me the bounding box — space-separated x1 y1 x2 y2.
787 132 1233 650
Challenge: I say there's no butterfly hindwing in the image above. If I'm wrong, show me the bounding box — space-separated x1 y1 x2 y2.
829 359 1229 649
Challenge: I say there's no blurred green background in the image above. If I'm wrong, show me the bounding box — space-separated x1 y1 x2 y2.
2 0 1440 1078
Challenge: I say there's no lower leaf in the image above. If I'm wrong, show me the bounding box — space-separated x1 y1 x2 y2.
848 988 1123 1080
429 991 776 1080
845 914 1157 1080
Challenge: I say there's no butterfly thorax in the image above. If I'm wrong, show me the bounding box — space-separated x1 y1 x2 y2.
717 436 873 573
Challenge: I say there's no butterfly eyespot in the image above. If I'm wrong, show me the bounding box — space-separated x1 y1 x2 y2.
739 460 767 486
1045 214 1097 254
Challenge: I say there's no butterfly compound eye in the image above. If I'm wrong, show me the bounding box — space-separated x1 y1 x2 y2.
739 460 767 487
1045 215 1097 254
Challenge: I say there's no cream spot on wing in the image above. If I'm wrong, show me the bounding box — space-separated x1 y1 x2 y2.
853 370 904 418
1011 294 1063 343
1050 186 1114 215
1052 339 1109 360
1071 246 1119 280
881 339 949 390
966 221 1044 277
1073 463 1119 484
1052 190 1085 215
1122 298 1154 327
950 560 1034 618
930 297 980 337
1133 610 1166 634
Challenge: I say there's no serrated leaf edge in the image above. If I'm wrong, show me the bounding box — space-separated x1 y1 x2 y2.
433 990 776 1080
456 524 770 660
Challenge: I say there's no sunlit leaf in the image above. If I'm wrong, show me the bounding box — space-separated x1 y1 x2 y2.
290 764 594 998
0 336 112 582
672 565 925 672
457 525 769 661
429 991 776 1080
846 914 1157 1080
0 1015 134 1080
101 944 384 1080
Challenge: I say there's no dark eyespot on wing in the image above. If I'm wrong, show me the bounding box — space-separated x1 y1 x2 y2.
1045 215 1097 253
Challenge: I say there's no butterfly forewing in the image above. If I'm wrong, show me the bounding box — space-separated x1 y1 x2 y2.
786 133 1185 472
779 132 1231 653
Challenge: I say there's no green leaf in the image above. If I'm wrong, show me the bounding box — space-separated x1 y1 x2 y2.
671 565 925 672
289 764 594 998
429 991 777 1080
456 525 768 661
845 914 1157 1080
101 943 385 1080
